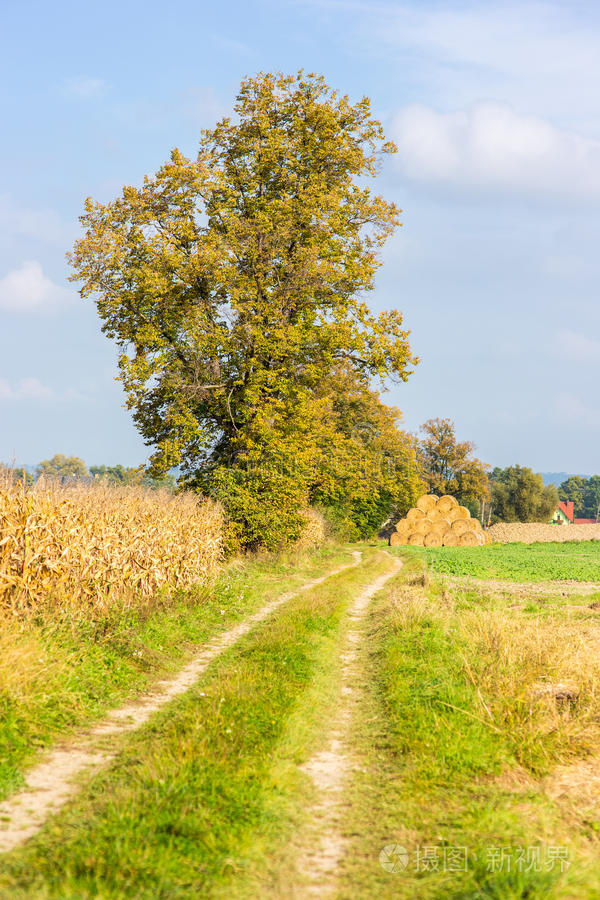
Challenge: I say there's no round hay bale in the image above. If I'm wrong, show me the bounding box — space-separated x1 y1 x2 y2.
442 532 458 546
429 513 449 529
428 509 450 525
416 494 439 513
424 531 443 547
455 506 471 519
437 495 458 513
390 531 408 546
484 531 492 545
406 507 426 523
395 518 410 535
450 518 473 536
407 532 425 546
429 509 450 528
413 517 435 536
458 531 481 547
471 518 483 531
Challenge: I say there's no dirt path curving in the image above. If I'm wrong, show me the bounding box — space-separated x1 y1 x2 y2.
296 556 402 896
0 551 362 855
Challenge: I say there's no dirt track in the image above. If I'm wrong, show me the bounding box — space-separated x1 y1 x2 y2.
0 552 362 855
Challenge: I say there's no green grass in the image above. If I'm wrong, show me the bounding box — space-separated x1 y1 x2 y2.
386 540 600 582
0 545 350 804
0 549 394 899
4 544 599 897
338 565 600 898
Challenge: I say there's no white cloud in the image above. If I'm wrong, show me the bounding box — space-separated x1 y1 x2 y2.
390 101 600 201
0 378 87 405
312 1 600 125
0 377 54 402
61 76 108 100
555 330 600 364
0 261 74 313
0 195 74 246
554 391 600 428
380 3 598 86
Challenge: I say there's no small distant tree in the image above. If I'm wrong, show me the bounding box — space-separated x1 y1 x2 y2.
585 476 600 520
0 464 33 486
90 464 176 491
37 454 89 479
490 465 558 523
418 418 489 507
90 464 134 484
558 475 587 517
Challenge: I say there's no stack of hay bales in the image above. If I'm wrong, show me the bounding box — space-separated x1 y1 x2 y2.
390 494 490 547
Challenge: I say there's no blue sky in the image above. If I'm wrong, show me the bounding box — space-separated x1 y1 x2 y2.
1 0 599 472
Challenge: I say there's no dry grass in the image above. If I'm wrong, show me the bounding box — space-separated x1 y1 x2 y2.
0 472 223 617
295 508 327 549
391 584 600 773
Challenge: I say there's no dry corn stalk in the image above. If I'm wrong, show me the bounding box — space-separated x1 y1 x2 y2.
0 473 223 616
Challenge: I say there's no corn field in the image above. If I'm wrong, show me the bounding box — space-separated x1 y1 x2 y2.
0 472 223 615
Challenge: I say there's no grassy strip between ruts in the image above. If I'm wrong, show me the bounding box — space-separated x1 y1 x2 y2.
0 548 392 899
0 545 351 804
385 539 600 583
338 553 600 899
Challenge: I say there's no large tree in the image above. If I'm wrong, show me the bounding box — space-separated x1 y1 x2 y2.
310 365 423 537
418 418 489 507
490 465 558 523
69 71 418 546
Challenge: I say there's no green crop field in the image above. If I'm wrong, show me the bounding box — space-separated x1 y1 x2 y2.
386 540 600 583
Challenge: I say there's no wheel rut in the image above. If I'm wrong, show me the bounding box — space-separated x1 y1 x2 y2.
0 551 362 854
296 557 402 896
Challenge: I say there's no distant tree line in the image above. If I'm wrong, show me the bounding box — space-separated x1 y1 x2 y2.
2 455 176 491
3 433 591 534
416 421 575 525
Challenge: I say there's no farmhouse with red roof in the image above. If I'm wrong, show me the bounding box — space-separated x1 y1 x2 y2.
552 501 597 525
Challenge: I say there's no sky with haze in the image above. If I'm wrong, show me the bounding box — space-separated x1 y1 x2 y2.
1 0 599 473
